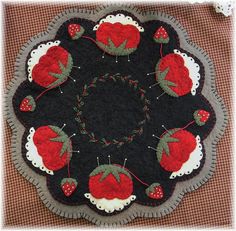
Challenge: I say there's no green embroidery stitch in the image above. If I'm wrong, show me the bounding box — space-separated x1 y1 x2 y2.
74 73 150 148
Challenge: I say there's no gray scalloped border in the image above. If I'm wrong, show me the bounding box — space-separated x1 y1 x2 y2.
4 4 228 227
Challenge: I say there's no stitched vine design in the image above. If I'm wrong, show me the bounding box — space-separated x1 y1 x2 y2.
74 73 150 148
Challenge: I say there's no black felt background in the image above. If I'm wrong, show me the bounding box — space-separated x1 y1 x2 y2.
13 11 216 216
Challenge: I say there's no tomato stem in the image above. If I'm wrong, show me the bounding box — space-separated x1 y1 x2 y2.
35 79 68 101
67 158 71 178
160 43 163 58
181 120 195 130
114 164 149 187
81 35 97 45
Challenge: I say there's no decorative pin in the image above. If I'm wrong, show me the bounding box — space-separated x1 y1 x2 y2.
108 155 111 165
60 123 66 131
97 157 100 166
148 109 210 179
22 40 82 112
152 134 160 140
123 158 127 168
156 92 166 100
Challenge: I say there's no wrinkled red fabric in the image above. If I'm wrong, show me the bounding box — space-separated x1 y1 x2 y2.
160 129 197 172
89 172 133 200
32 46 69 88
33 126 69 171
96 22 140 49
157 53 193 96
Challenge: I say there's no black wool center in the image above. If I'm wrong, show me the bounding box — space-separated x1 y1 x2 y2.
82 81 144 139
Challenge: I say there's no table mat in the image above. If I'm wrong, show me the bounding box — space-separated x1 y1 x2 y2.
3 2 230 228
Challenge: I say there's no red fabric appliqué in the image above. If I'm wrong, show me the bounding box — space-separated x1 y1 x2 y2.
159 129 197 172
89 172 133 200
32 46 69 88
96 22 140 49
33 126 69 171
157 53 193 96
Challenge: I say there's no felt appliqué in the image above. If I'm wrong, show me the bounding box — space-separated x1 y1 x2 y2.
93 13 144 56
6 6 228 227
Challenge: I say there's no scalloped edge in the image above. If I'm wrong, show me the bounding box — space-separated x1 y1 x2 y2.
169 135 203 179
27 40 60 82
4 4 228 227
25 127 54 175
93 13 144 32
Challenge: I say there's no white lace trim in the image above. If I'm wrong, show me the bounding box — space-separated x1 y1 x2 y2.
25 127 54 175
169 135 203 179
84 193 136 213
27 40 60 82
174 49 200 96
214 1 234 17
93 14 144 32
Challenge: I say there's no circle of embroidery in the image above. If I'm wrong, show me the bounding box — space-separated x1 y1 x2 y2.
75 73 150 147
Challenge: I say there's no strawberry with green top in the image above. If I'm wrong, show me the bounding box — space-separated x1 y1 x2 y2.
20 41 76 113
20 95 36 112
68 24 85 40
146 183 164 199
194 109 210 126
32 46 73 89
61 178 78 196
155 53 193 97
152 26 170 60
88 164 133 199
93 14 144 57
84 164 136 213
153 26 169 44
149 109 210 178
32 125 74 171
156 128 197 172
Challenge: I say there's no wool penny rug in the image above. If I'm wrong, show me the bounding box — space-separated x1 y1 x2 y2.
5 5 228 227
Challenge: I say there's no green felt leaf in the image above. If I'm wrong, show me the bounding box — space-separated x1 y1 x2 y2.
154 37 169 44
60 140 70 156
96 40 136 56
72 26 85 40
47 54 73 89
160 140 170 155
90 164 131 182
158 67 169 81
50 135 67 143
145 183 160 195
58 61 66 72
49 125 62 135
156 128 180 162
193 110 205 126
162 79 177 87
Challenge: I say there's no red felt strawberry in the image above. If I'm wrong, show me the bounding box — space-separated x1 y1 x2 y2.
153 26 169 44
61 178 78 196
32 46 73 88
88 164 133 200
146 183 164 199
155 53 193 97
32 125 72 171
194 109 210 126
20 95 36 112
157 129 197 172
68 24 84 40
